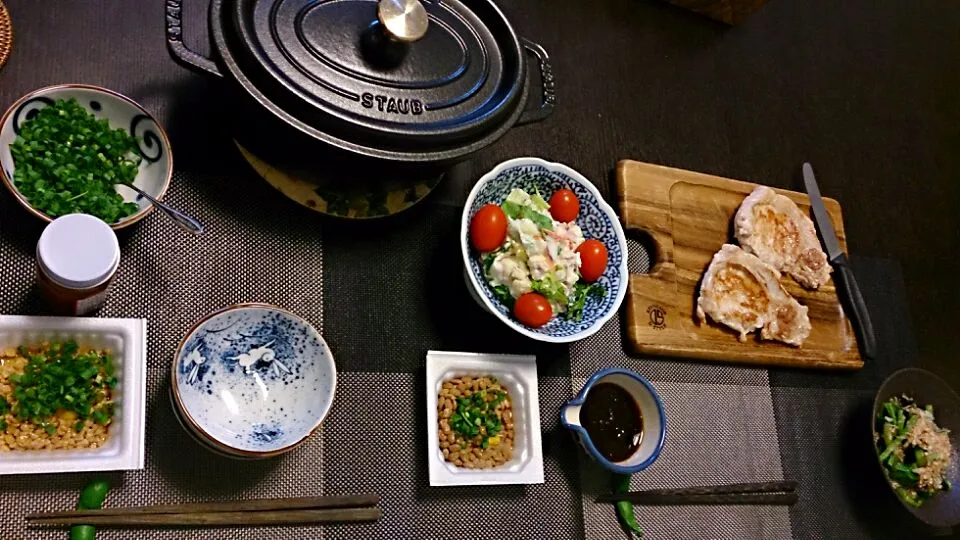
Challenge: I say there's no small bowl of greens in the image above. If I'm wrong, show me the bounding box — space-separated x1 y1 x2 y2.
0 84 172 230
873 368 960 527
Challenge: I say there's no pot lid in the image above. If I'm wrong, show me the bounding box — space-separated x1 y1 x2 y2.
214 0 528 159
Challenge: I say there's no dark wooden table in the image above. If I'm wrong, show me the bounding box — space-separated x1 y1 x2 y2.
2 0 956 379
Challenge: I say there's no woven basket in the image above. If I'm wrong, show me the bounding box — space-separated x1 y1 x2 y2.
0 1 11 70
665 0 770 25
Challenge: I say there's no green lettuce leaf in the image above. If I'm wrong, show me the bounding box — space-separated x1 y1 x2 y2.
563 282 607 322
492 285 514 308
501 190 554 231
531 274 569 307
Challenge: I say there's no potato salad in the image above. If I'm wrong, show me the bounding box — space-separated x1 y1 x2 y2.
470 188 608 327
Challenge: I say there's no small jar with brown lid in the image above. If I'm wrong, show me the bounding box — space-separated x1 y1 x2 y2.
36 214 120 316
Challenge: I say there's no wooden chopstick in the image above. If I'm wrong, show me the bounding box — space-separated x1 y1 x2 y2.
27 494 380 520
596 481 798 505
598 492 798 506
27 507 381 527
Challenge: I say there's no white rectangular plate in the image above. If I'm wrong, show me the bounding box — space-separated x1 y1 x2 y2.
426 350 543 486
0 315 147 475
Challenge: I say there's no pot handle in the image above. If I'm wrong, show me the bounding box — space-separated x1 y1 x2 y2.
165 0 223 78
516 38 556 126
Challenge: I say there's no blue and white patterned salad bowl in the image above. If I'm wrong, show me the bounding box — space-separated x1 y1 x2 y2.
170 304 336 459
0 84 173 230
460 157 629 343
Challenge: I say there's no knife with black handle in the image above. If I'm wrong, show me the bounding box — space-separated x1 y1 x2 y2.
802 162 877 360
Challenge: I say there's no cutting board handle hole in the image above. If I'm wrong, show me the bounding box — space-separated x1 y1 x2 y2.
625 230 657 274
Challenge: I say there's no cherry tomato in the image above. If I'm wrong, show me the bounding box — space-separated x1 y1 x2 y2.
470 204 508 252
514 292 553 328
577 239 609 282
548 188 580 223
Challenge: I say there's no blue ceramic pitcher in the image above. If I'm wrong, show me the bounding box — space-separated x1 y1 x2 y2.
560 368 666 474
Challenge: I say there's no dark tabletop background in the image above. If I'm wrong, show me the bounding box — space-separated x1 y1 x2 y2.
0 0 958 538
2 0 956 374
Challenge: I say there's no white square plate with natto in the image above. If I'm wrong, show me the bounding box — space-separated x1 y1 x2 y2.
0 315 147 475
426 350 543 487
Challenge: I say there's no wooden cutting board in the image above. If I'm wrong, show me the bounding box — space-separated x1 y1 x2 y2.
616 160 863 370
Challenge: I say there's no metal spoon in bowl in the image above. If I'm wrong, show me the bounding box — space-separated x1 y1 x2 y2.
120 184 204 234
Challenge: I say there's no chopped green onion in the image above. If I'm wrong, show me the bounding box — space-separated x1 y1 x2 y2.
450 388 507 448
4 341 116 429
9 98 141 223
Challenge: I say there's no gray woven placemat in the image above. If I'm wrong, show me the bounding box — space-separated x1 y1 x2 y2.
0 190 793 539
0 170 327 539
569 241 793 540
320 373 586 540
0 167 921 539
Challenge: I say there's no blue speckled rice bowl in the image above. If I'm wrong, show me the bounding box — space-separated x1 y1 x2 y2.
170 303 336 458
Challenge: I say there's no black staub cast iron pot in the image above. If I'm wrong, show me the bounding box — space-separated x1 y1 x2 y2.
165 0 555 170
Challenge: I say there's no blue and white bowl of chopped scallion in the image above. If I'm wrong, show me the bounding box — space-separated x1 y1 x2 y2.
461 157 628 343
0 84 173 230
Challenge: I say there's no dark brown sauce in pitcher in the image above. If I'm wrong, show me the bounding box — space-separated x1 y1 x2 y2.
581 383 643 462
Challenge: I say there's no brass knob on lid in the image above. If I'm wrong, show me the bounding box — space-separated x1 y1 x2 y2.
377 0 429 43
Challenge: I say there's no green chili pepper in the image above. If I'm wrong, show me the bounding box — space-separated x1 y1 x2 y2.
894 486 922 508
613 474 644 538
71 479 110 540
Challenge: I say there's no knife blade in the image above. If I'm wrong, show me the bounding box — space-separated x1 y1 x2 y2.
802 163 842 260
802 162 877 360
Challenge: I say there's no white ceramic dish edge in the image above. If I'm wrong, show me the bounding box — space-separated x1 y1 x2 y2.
426 350 543 486
0 314 147 475
171 303 337 458
459 157 629 343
